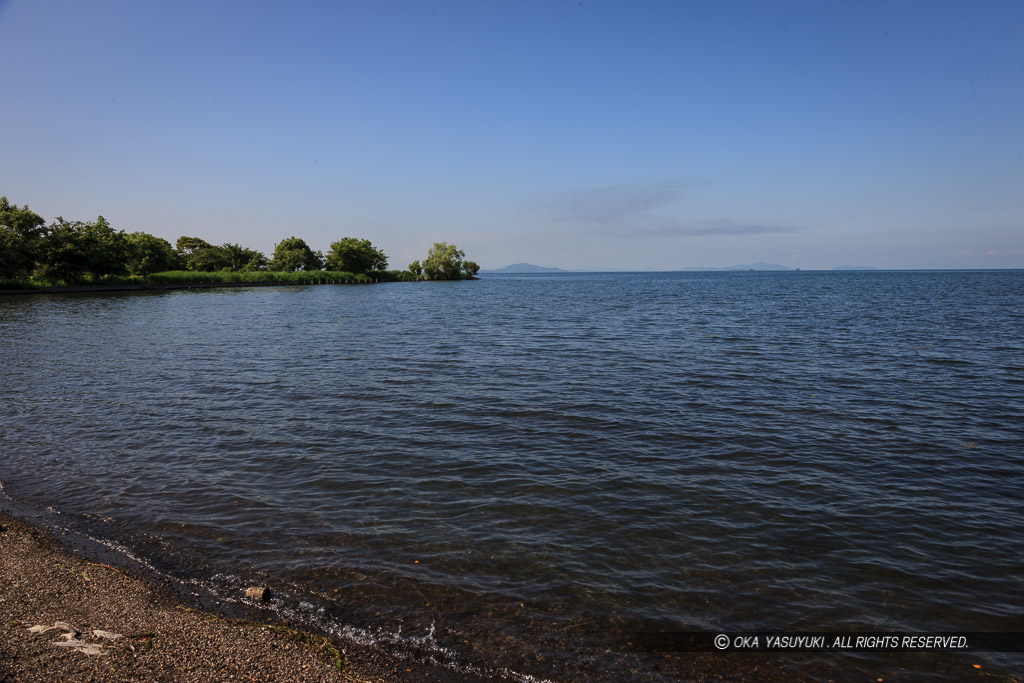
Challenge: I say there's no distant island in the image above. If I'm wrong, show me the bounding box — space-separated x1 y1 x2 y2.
482 263 568 273
677 262 793 272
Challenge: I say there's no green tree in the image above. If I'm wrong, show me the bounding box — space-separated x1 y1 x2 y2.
0 196 46 279
175 236 230 272
35 216 126 282
176 235 212 255
177 236 213 271
82 217 128 281
126 232 179 275
408 259 422 277
36 218 87 282
221 242 267 271
422 241 478 280
324 237 387 273
269 236 323 272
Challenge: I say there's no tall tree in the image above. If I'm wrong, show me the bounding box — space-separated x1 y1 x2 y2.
221 242 267 271
36 218 80 282
126 232 180 275
36 218 89 283
0 196 46 279
324 237 387 273
35 216 128 283
269 236 323 272
176 235 212 256
422 241 467 280
176 236 229 272
81 216 128 281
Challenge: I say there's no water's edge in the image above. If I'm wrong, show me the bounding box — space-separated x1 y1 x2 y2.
0 484 542 683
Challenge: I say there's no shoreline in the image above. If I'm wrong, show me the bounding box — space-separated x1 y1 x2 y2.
0 279 393 297
0 268 479 296
0 508 495 682
1 497 1011 683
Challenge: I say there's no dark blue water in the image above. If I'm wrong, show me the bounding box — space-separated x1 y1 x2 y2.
2 271 1022 680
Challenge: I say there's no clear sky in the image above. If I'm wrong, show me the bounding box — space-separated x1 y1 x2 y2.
1 0 1021 270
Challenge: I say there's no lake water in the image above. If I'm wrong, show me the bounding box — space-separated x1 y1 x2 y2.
2 271 1022 681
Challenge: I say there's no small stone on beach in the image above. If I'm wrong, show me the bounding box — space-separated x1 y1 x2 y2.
246 586 271 601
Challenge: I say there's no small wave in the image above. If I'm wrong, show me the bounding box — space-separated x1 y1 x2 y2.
4 496 552 683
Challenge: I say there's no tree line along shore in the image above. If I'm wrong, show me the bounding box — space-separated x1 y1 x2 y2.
0 196 479 290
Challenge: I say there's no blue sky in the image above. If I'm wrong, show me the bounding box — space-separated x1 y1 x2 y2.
1 0 1021 270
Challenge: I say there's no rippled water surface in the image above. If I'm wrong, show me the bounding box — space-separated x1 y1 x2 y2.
2 271 1023 680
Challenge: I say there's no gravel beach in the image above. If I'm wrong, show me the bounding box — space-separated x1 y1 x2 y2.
0 510 494 683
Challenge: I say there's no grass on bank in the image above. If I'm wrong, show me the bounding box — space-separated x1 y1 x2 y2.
0 269 419 290
145 269 414 285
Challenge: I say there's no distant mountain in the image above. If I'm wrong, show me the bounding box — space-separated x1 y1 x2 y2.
833 265 879 271
483 263 568 273
678 262 794 272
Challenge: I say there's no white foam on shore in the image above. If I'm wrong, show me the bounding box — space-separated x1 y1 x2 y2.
188 575 554 682
75 531 164 575
5 493 553 683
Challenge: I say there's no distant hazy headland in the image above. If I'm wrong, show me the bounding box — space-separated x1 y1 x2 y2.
482 263 568 273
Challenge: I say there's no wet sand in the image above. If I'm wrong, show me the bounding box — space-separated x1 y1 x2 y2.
0 510 494 682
